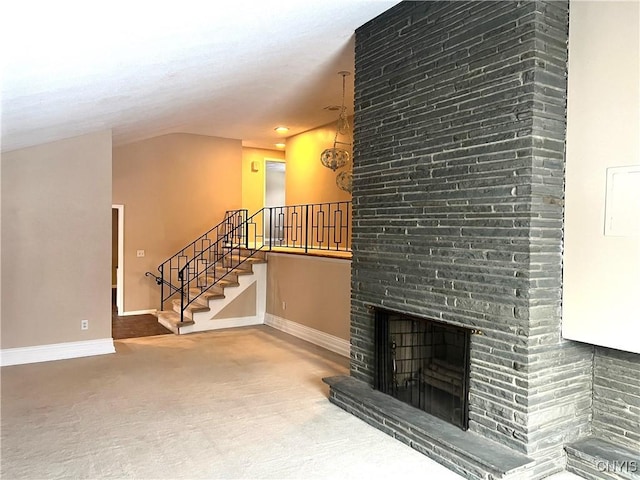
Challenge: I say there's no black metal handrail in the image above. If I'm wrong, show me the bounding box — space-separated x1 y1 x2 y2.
145 209 248 310
261 202 352 253
149 201 351 323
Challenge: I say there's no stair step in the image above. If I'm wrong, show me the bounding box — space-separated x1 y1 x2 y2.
212 265 253 276
197 269 239 283
171 298 209 311
222 255 267 268
224 247 267 260
246 249 267 260
171 299 210 319
195 276 240 289
188 287 225 302
244 256 267 264
156 310 195 334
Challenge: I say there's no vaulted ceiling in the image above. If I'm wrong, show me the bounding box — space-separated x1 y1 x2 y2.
0 1 401 153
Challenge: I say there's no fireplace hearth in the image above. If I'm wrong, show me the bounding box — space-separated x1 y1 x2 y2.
374 308 470 430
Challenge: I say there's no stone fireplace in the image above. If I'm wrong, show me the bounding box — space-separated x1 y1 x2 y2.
374 307 471 430
324 1 598 479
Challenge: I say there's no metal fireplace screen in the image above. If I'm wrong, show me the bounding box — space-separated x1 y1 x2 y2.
374 309 471 430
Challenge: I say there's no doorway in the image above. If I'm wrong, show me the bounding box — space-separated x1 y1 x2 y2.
112 205 124 315
264 160 285 242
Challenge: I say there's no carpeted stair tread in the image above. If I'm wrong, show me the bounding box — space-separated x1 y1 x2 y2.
223 255 267 264
156 310 195 334
197 276 240 288
171 299 210 314
239 255 267 263
200 270 239 283
224 247 267 260
212 265 253 276
188 288 225 301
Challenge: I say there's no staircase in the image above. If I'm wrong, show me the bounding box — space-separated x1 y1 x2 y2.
156 248 267 334
146 202 351 335
145 209 269 335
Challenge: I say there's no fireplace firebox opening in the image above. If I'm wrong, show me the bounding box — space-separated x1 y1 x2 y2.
374 308 471 430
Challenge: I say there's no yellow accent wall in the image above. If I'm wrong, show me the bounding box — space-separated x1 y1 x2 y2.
241 148 285 243
241 147 284 215
285 122 352 205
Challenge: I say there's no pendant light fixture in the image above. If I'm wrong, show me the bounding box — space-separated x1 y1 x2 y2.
320 71 351 171
336 170 353 193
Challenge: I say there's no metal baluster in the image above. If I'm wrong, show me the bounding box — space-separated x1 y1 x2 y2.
304 204 309 253
269 207 273 250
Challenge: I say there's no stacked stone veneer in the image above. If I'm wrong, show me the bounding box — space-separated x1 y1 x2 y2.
349 1 593 478
592 348 640 453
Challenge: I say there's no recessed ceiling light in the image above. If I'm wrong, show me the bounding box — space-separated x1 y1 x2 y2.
275 143 286 149
274 126 289 133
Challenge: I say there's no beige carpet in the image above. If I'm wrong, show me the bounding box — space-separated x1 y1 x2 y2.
1 326 580 480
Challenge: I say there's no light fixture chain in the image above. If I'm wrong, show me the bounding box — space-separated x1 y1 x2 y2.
321 71 352 173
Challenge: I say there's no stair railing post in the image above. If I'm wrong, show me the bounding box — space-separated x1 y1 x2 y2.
304 204 310 253
269 207 273 251
243 209 249 249
179 270 185 323
159 264 164 311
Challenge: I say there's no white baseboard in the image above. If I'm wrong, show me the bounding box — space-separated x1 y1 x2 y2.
1 338 116 367
120 309 157 316
264 313 350 358
181 314 264 334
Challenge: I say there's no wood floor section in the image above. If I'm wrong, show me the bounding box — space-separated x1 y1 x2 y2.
112 289 172 340
112 314 172 340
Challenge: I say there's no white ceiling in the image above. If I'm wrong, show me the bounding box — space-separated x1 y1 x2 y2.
0 0 401 153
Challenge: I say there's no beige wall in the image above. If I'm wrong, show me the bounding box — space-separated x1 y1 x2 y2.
112 133 242 313
285 122 352 205
266 253 351 340
1 131 113 348
0 147 3 334
563 1 640 353
215 283 256 319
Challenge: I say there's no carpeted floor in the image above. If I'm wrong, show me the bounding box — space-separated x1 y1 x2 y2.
0 326 581 480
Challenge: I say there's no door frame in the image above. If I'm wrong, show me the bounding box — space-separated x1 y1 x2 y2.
112 204 125 315
264 159 286 242
264 158 286 207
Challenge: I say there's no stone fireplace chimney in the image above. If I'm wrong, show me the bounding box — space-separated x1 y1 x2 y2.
324 2 596 479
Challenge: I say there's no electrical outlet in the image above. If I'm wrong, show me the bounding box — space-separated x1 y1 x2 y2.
282 301 286 310
81 319 89 330
136 250 145 257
